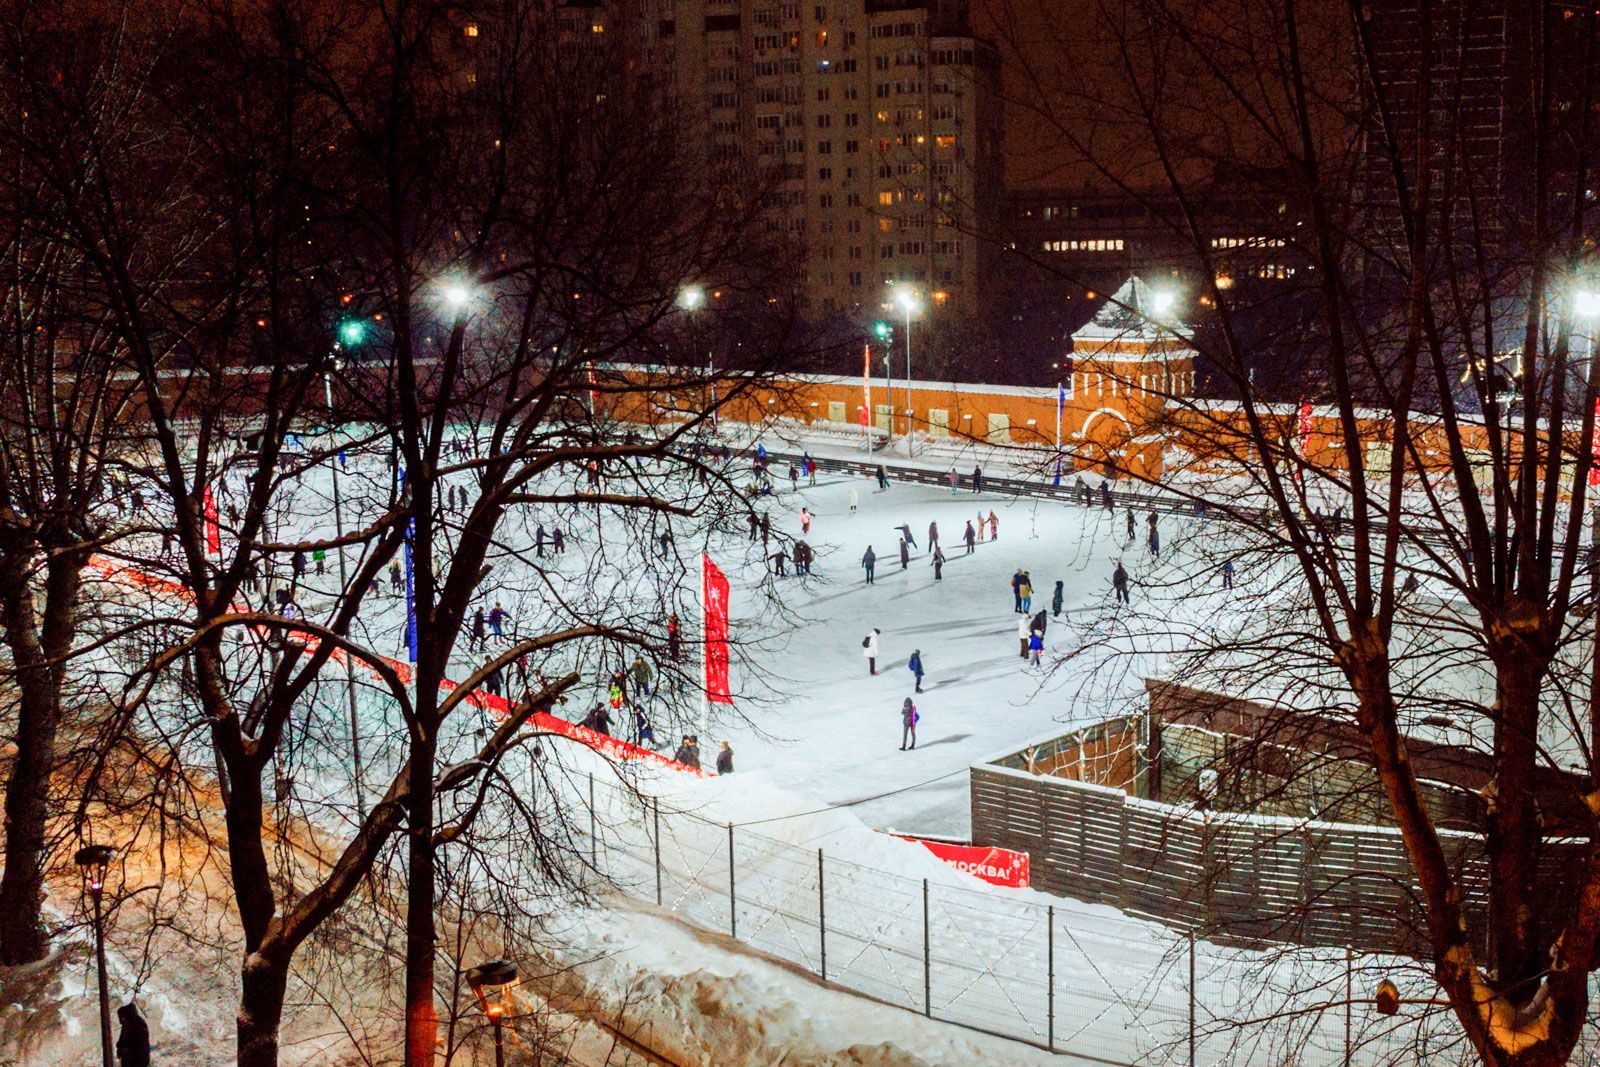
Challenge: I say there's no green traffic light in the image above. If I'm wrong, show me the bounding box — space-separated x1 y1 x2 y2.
873 321 892 340
338 319 368 347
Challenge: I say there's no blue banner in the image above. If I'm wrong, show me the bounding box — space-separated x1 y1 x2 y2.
400 467 417 663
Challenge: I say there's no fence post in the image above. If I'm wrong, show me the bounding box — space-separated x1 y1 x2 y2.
923 878 932 1018
1187 931 1196 1067
728 822 737 938
588 772 596 869
653 797 662 906
1344 945 1353 1067
1047 904 1055 1051
818 848 827 982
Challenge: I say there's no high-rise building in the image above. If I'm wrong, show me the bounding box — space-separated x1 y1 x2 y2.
618 0 1003 320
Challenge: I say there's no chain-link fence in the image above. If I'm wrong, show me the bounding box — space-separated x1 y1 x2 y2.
572 771 1537 1065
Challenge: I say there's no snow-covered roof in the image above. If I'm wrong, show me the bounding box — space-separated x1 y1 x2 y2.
1073 275 1183 344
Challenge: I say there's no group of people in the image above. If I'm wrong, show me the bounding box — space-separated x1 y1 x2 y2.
861 510 1000 583
862 627 925 750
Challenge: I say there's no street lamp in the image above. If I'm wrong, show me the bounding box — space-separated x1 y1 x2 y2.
678 284 706 311
437 277 478 315
75 844 115 1067
1149 289 1177 319
679 284 715 430
894 285 920 457
467 959 519 1067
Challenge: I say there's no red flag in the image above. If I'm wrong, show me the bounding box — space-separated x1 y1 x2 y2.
701 555 733 705
1298 398 1313 454
203 486 221 554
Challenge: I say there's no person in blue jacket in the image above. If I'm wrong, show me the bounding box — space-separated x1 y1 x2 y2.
908 649 925 693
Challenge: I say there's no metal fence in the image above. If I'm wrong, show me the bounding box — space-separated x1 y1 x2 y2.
575 772 1480 1066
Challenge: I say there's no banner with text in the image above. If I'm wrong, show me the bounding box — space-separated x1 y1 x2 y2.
702 555 733 705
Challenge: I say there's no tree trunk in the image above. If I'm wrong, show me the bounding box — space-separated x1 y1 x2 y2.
0 550 78 965
404 726 438 1066
237 948 290 1067
1486 635 1546 995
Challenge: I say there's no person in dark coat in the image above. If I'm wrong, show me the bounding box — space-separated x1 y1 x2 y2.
875 464 889 490
1031 609 1048 637
675 736 701 768
667 612 681 663
963 521 976 554
1221 558 1234 589
862 545 877 584
898 538 910 570
536 525 547 556
1051 580 1065 617
1125 508 1135 542
584 704 612 736
770 546 789 575
896 523 918 549
908 649 925 693
634 704 656 747
116 1003 151 1067
900 697 918 750
927 521 939 552
1113 561 1130 605
716 741 734 774
552 527 565 553
1011 569 1025 613
971 465 983 493
1100 480 1113 510
471 608 486 647
932 546 945 580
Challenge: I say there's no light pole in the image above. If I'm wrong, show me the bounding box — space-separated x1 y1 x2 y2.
894 285 920 457
325 337 365 820
467 959 519 1067
75 844 115 1067
679 285 714 431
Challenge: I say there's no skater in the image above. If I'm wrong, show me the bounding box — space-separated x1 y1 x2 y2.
927 521 939 553
963 521 976 554
552 527 565 553
1018 615 1031 658
863 627 881 674
1125 508 1136 542
800 507 812 534
748 513 760 541
875 464 890 491
1052 580 1065 617
583 704 612 737
716 741 735 774
988 511 998 541
674 736 701 769
116 1003 151 1067
471 608 486 647
1029 628 1044 666
630 655 652 697
805 451 817 485
789 463 799 492
1078 478 1092 508
971 465 983 493
1113 561 1130 605
899 537 910 570
1031 608 1048 638
896 523 918 549
976 510 986 542
1148 526 1161 556
292 550 306 579
488 601 507 637
314 549 326 576
1401 573 1419 600
794 540 812 576
667 612 682 663
862 545 877 584
908 648 925 693
634 704 656 748
848 487 859 513
1019 571 1033 613
900 697 919 750
760 512 770 550
770 545 789 575
1011 569 1025 613
1221 558 1234 589
1101 480 1113 510
947 467 959 493
932 545 945 580
658 528 674 556
484 663 503 698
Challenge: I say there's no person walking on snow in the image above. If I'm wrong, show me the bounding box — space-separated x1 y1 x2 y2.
947 467 959 493
535 525 547 557
800 507 812 534
971 465 983 493
964 521 976 554
988 511 998 541
927 521 939 553
1148 526 1161 556
1113 561 1130 605
896 523 918 549
717 741 735 774
976 511 986 542
862 545 877 584
789 463 799 492
1125 508 1136 542
1019 572 1033 613
1051 580 1065 617
932 546 945 580
674 736 701 769
489 602 507 637
805 452 817 485
1029 628 1044 666
667 613 681 663
471 608 486 647
864 628 881 675
898 538 910 570
552 527 564 553
1017 615 1031 658
908 648 925 692
875 464 890 491
117 1003 151 1067
1221 558 1234 589
747 513 760 542
848 487 859 513
900 697 919 750
760 513 770 550
1011 569 1025 612
1101 480 1114 510
630 655 652 696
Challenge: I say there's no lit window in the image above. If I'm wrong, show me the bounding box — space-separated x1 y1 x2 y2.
935 135 955 149
878 218 893 232
878 191 894 205
591 22 605 33
464 23 479 37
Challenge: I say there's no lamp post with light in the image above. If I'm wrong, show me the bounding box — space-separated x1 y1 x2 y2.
75 844 115 1067
679 285 716 429
467 959 519 1067
327 321 367 819
894 285 920 457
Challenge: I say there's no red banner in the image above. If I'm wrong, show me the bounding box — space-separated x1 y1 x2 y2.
1591 398 1600 487
861 342 872 426
702 554 733 705
1297 398 1313 454
202 486 221 554
895 835 1031 888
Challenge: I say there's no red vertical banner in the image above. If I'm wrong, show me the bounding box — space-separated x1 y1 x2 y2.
1298 398 1313 454
202 486 221 554
701 555 733 705
1590 397 1600 487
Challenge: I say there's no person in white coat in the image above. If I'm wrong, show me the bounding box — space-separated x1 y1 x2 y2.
848 487 859 513
1017 615 1030 659
864 627 881 675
